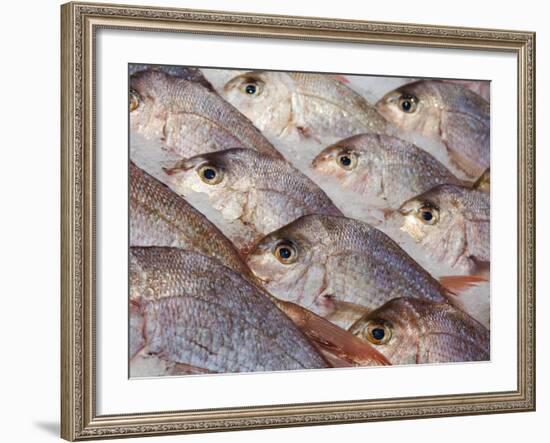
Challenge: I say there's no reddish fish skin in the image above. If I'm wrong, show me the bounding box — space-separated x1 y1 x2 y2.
397 183 490 274
129 247 329 374
130 69 283 159
311 133 465 209
376 80 489 178
165 148 343 254
246 214 451 328
130 161 251 277
349 297 490 364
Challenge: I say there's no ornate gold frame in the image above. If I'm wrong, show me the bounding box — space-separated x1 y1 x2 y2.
61 2 536 440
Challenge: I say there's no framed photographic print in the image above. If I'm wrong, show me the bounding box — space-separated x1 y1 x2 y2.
61 1 536 440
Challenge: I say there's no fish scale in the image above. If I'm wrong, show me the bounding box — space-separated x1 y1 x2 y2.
130 247 328 374
130 69 282 159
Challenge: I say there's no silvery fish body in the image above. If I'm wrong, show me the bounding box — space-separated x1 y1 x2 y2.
311 133 464 209
349 297 490 364
130 70 282 159
376 80 489 178
398 184 490 275
246 214 449 328
130 247 328 375
165 148 343 253
129 162 250 276
222 71 389 143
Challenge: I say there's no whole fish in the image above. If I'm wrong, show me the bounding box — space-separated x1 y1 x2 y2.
129 161 250 276
349 297 490 364
246 214 451 328
128 64 214 91
130 70 282 159
130 247 329 374
376 80 490 178
164 148 343 253
222 71 389 143
311 133 465 209
397 184 490 274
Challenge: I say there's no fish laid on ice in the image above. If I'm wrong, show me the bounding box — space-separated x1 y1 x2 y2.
349 297 489 364
376 80 489 178
397 183 490 275
311 133 465 210
130 70 283 159
246 214 452 328
129 161 250 276
164 148 343 253
221 71 389 143
130 247 329 375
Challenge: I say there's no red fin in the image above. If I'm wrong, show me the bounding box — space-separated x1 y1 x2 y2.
274 299 390 367
332 74 350 84
440 275 487 295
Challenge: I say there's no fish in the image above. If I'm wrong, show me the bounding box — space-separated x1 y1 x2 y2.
128 64 215 91
129 247 329 374
129 161 251 276
221 71 389 143
311 133 465 210
397 183 490 275
164 148 343 253
349 297 490 364
246 214 452 328
129 69 283 160
376 80 490 178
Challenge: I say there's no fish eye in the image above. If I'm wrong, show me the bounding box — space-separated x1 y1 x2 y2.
241 79 263 97
273 242 298 264
364 320 392 345
129 89 141 112
198 164 223 185
416 204 439 225
398 94 418 113
336 150 357 171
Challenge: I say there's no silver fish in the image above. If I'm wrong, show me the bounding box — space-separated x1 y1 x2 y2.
130 70 282 159
397 184 490 274
246 214 450 328
129 161 250 276
376 80 490 178
349 297 490 364
222 71 389 143
164 148 343 253
311 133 465 209
130 247 328 374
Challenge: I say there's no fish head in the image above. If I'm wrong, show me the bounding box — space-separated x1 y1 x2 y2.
164 149 260 217
246 215 332 306
311 138 362 179
222 71 293 135
397 184 461 243
129 70 174 134
311 134 388 194
349 298 423 365
375 81 441 138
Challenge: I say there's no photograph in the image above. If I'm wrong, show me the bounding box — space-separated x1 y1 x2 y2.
128 64 491 377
